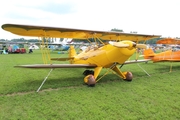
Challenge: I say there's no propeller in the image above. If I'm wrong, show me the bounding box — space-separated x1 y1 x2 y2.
135 44 147 49
109 41 129 48
109 41 147 49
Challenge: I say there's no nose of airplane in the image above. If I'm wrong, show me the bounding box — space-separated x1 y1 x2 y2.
132 42 147 49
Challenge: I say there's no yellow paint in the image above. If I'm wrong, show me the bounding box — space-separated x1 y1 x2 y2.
69 40 138 80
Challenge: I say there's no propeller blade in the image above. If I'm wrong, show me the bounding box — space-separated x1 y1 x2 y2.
109 41 129 48
109 41 146 49
136 44 147 49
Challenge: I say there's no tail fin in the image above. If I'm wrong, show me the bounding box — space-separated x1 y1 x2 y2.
50 45 76 63
69 45 77 63
143 48 155 59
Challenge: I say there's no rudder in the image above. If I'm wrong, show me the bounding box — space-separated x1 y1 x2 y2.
143 48 155 59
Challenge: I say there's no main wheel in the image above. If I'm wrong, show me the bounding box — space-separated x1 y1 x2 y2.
84 74 96 87
123 72 133 81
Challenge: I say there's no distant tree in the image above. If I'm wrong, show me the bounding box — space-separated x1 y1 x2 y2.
60 38 64 41
146 37 162 44
111 28 124 32
130 31 138 34
0 39 7 41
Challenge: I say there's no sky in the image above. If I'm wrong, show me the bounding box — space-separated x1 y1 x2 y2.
0 0 180 40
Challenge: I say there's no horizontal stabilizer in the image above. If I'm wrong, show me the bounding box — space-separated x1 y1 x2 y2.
51 57 74 61
14 64 97 69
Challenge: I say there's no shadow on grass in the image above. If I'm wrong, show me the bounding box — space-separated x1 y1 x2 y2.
2 70 127 95
3 61 180 95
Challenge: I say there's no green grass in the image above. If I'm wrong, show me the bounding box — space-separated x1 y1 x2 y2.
0 49 180 119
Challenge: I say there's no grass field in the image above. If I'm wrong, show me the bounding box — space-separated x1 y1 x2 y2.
0 49 180 119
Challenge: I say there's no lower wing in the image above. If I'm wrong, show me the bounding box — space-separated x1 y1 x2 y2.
14 64 97 69
153 59 180 62
123 59 151 65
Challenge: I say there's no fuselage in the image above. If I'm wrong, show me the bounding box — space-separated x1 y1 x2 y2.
73 43 136 67
152 50 180 62
143 48 180 62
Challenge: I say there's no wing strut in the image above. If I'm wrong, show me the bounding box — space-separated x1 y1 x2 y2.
137 63 150 76
120 62 150 76
36 69 54 92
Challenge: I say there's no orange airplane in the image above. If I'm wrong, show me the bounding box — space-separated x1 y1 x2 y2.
143 38 180 63
1 23 160 88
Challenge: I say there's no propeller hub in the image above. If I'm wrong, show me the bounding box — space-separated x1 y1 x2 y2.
132 42 136 47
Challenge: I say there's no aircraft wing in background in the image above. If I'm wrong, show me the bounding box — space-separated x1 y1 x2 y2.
156 38 180 44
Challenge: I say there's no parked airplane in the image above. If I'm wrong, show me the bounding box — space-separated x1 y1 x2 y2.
48 38 73 51
143 38 180 62
1 23 161 87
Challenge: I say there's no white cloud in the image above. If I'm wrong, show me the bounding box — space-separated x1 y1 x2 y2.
1 0 180 39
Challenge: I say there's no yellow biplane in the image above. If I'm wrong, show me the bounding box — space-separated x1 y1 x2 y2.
2 23 161 88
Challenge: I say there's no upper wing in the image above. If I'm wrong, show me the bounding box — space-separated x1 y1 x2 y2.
2 23 161 41
14 64 97 69
156 38 180 44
